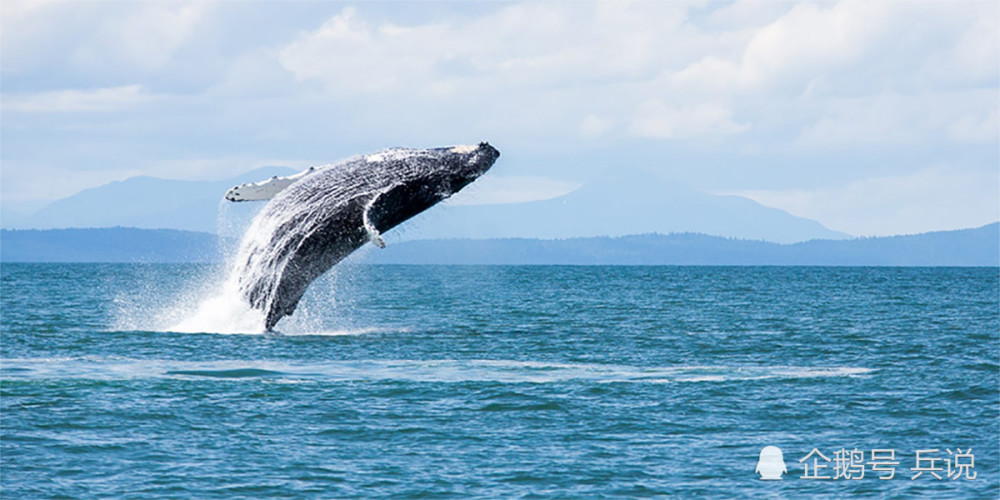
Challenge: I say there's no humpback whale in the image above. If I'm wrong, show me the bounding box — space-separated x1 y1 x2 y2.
225 142 499 330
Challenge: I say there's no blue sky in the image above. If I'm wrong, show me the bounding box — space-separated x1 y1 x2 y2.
2 0 997 236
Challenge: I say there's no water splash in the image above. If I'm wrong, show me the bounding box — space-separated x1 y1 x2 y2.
152 203 360 335
168 279 267 334
133 144 498 334
224 144 498 330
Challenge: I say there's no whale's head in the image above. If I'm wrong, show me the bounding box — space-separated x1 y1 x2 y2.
436 142 501 193
366 142 499 233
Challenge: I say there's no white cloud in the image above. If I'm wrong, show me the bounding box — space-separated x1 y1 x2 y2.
737 2 891 92
668 56 741 94
2 1 209 78
919 6 1000 89
278 7 442 94
276 1 1000 146
92 2 207 72
3 85 153 112
949 109 999 143
703 1 795 31
673 2 998 98
796 90 999 147
631 99 748 139
737 166 1000 236
1 0 997 237
795 92 918 146
579 115 611 138
275 3 710 100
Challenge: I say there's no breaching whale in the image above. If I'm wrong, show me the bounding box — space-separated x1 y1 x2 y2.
224 143 499 330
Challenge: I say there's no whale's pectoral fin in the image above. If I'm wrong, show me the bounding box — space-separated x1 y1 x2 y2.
224 167 317 202
362 183 407 249
362 193 388 249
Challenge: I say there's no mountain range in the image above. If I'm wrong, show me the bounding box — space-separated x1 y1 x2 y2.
3 167 298 234
410 169 847 243
3 167 848 243
1 224 995 266
361 223 999 266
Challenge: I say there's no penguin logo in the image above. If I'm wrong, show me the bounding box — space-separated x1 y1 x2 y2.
756 446 787 480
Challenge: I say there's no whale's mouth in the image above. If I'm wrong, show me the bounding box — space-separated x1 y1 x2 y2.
441 142 499 195
467 142 500 175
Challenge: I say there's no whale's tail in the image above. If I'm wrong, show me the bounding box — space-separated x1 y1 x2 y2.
225 167 317 202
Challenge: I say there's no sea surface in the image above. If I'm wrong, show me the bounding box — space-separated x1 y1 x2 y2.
2 264 998 498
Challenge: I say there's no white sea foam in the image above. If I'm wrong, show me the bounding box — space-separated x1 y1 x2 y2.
168 280 267 334
1 357 876 384
114 196 327 334
278 327 405 337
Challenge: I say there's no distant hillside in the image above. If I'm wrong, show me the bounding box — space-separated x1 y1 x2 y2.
362 223 999 266
2 224 996 266
0 228 220 263
406 169 848 243
4 167 297 233
4 166 847 243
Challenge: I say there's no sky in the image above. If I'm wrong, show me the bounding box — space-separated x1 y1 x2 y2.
1 0 998 236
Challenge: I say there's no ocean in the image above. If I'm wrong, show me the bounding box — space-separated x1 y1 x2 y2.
2 264 997 498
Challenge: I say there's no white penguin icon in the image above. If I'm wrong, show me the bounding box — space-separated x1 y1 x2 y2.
755 446 787 480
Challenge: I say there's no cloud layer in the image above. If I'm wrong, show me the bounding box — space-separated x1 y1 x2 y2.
2 1 997 235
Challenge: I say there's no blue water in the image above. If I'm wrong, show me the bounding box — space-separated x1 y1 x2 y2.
2 264 998 498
